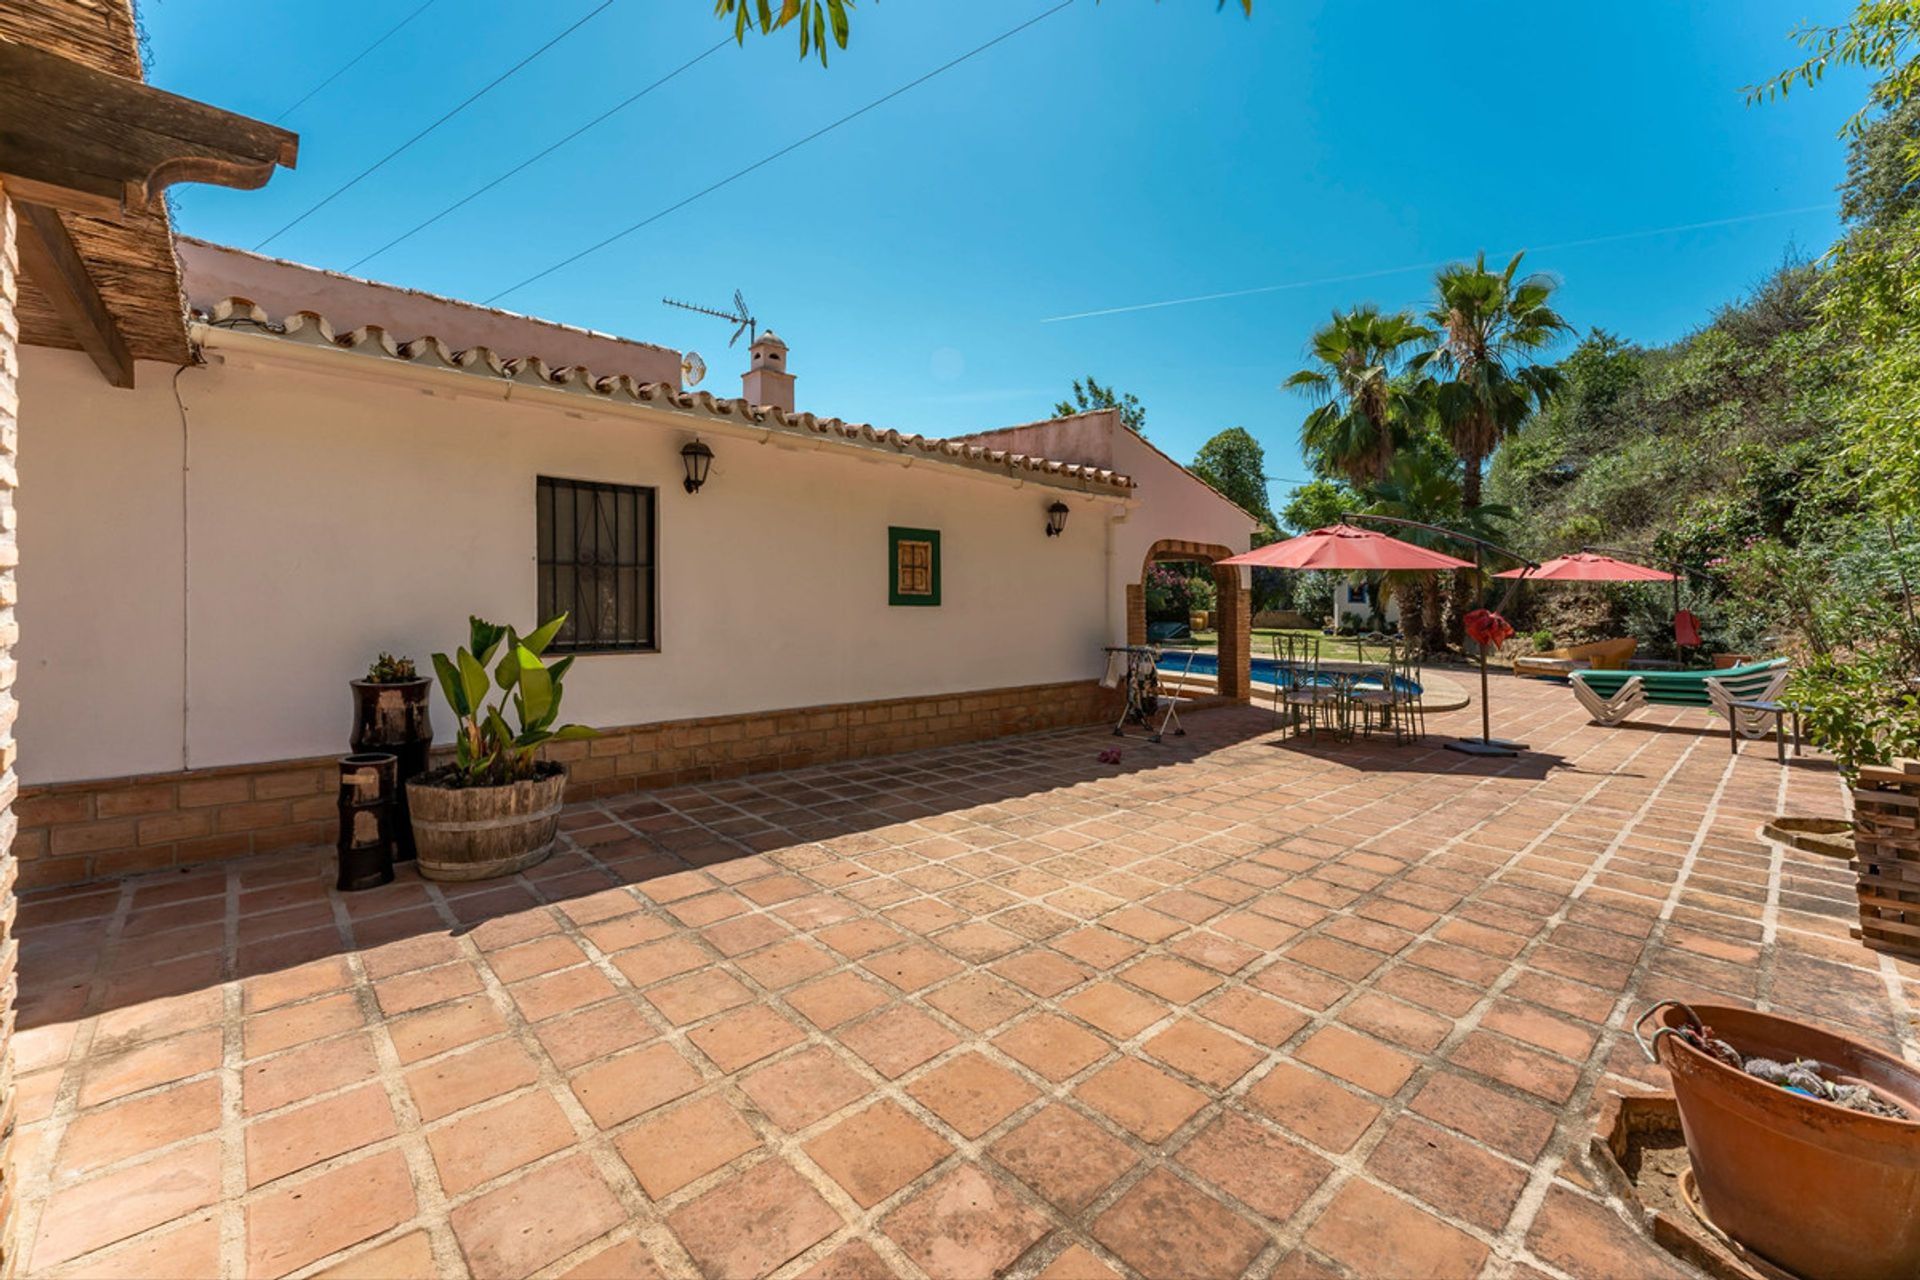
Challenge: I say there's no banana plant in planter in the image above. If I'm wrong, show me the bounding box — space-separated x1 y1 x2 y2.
406 614 598 881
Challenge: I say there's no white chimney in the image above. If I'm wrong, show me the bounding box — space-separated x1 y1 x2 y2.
741 330 794 413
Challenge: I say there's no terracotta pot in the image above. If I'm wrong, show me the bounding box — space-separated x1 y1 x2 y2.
1711 653 1753 669
407 765 565 881
1645 1001 1920 1280
1189 610 1210 634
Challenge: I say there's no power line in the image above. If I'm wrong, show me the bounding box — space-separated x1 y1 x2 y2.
348 38 732 272
484 0 1077 305
1039 202 1839 323
255 0 616 253
274 0 440 123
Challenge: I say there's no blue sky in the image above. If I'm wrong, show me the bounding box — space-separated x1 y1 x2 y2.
145 1 1870 509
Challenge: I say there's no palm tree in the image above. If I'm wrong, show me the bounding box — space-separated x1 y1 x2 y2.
1426 252 1570 511
1363 445 1514 653
1285 306 1434 486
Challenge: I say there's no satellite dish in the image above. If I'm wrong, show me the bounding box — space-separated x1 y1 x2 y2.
681 351 706 387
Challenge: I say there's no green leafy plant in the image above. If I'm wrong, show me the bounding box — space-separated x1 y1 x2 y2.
1531 629 1556 651
365 652 417 683
430 615 597 787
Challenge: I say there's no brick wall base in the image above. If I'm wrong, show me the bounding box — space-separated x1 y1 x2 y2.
14 678 1122 889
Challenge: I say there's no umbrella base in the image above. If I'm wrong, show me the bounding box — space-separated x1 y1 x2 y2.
1445 737 1528 757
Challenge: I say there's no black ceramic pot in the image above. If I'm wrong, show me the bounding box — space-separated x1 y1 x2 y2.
349 677 433 860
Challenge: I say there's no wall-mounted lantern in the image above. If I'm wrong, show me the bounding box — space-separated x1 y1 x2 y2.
681 439 714 494
1045 501 1070 538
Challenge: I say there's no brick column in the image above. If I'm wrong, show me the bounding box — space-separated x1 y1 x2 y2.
1125 583 1146 648
0 183 20 1272
1214 564 1250 701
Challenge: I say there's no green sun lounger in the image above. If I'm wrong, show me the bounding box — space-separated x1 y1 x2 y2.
1570 658 1790 734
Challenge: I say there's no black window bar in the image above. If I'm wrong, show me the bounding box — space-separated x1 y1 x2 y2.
536 477 657 652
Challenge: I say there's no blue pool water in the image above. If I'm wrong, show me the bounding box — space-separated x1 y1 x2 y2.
1157 650 1423 696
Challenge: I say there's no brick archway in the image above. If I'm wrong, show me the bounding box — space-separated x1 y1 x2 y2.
1126 539 1251 701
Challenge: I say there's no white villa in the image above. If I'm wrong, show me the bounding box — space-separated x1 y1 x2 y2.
16 241 1257 888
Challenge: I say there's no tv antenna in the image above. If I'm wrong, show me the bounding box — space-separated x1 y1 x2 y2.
662 290 757 347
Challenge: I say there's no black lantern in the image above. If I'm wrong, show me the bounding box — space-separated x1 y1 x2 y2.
681 439 713 494
1045 501 1070 537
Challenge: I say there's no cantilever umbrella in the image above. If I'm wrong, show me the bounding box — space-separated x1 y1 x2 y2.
1493 552 1675 583
1218 523 1475 572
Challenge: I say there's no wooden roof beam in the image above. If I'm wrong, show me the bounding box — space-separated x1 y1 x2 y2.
0 37 297 217
14 201 133 387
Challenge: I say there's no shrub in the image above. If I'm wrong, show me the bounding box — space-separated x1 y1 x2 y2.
430 615 598 786
1531 629 1555 651
366 652 417 683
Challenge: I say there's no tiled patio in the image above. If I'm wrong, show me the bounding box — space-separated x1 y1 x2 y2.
11 676 1904 1279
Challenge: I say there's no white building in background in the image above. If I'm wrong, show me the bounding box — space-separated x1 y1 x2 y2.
1330 578 1402 631
14 241 1256 886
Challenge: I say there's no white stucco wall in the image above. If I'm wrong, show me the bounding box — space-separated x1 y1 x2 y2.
17 346 1121 784
1108 423 1259 608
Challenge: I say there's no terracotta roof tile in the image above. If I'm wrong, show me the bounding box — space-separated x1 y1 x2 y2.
192 298 1135 497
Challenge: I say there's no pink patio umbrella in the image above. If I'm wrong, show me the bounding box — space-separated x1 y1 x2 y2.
1218 524 1474 572
1221 523 1531 755
1492 552 1675 582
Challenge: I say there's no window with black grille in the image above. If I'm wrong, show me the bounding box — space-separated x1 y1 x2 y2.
536 477 657 652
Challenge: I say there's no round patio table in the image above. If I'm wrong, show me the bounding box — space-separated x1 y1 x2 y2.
1277 657 1405 740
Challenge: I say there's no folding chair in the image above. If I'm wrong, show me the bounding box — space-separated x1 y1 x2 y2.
1150 648 1198 742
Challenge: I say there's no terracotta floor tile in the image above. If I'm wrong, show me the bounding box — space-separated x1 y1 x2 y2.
510 964 620 1022
387 995 508 1065
796 1240 896 1280
312 1230 438 1280
741 1045 871 1131
906 1051 1038 1138
1197 988 1309 1047
1303 1178 1488 1279
54 1077 221 1177
735 937 839 989
1061 981 1168 1039
613 937 712 987
450 1153 625 1278
645 967 755 1025
1179 1110 1332 1222
924 972 1030 1032
1526 1184 1695 1280
243 991 365 1059
1409 1072 1559 1161
688 1004 807 1072
882 1165 1051 1280
78 1029 223 1108
1143 1018 1265 1088
427 1091 578 1196
1101 906 1185 943
486 934 587 983
1093 1166 1267 1280
862 942 964 992
1339 992 1455 1053
1244 1061 1382 1153
245 1083 398 1186
805 1099 952 1207
837 1005 958 1079
1448 1031 1582 1102
993 1013 1108 1082
406 1038 541 1122
245 1148 416 1277
1119 954 1224 1003
989 1103 1137 1212
533 999 656 1070
373 962 484 1017
243 1033 380 1115
616 1093 761 1198
569 1041 703 1128
667 1159 842 1279
1076 1056 1210 1143
786 970 892 1029
991 950 1089 997
52 1210 221 1280
1294 1026 1419 1097
1365 1116 1530 1232
559 1238 669 1280
32 1140 222 1269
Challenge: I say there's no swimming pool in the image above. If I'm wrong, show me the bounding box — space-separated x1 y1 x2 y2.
1156 650 1423 695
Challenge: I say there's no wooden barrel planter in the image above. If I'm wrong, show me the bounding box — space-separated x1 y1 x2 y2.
406 764 566 881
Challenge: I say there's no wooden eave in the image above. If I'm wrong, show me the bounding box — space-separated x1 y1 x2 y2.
0 20 296 381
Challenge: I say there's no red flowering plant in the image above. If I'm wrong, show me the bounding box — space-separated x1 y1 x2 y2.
1463 608 1515 652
